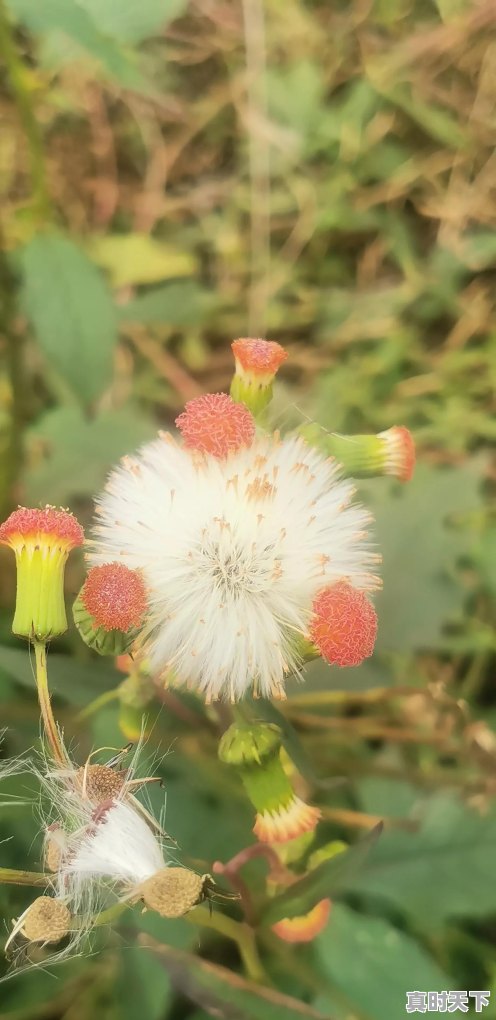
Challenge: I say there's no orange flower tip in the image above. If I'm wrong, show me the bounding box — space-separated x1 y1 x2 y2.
271 899 331 943
253 796 321 844
231 338 288 379
175 393 255 458
0 506 84 551
81 563 147 632
310 581 377 668
378 426 415 482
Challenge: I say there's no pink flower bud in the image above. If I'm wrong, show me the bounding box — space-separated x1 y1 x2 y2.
310 581 377 667
175 392 255 458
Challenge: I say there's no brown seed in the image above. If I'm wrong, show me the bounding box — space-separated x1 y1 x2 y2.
75 764 126 803
140 868 206 918
44 834 63 873
22 897 71 944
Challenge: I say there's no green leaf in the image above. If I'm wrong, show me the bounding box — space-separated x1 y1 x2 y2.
261 824 383 926
361 461 486 652
117 281 211 327
6 0 151 91
457 231 496 271
474 526 496 597
19 235 117 408
77 0 188 43
267 62 325 137
0 645 118 706
142 937 329 1020
25 406 155 505
343 794 496 927
114 946 172 1020
315 904 454 1020
88 234 197 287
435 0 470 21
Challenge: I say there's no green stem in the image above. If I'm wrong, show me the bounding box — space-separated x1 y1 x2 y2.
93 901 130 928
34 639 67 766
0 0 50 221
76 688 120 722
187 906 266 983
0 867 47 886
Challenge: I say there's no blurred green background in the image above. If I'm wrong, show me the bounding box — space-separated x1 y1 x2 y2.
0 0 495 1017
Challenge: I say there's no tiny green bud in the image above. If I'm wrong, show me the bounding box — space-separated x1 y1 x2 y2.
299 425 415 481
218 722 282 767
230 338 288 417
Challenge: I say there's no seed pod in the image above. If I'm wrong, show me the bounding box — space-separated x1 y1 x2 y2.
75 763 126 803
140 867 207 918
44 824 67 872
22 897 71 945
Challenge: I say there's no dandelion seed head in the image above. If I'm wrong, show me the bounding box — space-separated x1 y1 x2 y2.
61 798 167 896
89 433 379 700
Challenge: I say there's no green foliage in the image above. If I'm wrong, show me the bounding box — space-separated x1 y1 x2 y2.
363 460 486 652
145 940 328 1020
88 234 197 288
262 825 383 926
77 0 188 44
6 0 152 90
343 794 496 928
25 406 155 505
315 904 454 1020
19 235 118 408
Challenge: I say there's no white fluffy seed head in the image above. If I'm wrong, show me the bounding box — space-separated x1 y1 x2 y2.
89 434 379 700
59 798 167 907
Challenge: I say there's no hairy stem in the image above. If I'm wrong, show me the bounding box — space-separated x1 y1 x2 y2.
34 639 67 766
0 867 47 886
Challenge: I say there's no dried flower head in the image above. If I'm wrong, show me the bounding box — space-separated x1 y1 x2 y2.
90 433 379 701
18 897 71 945
310 581 377 667
175 393 255 458
0 506 84 640
138 867 208 918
